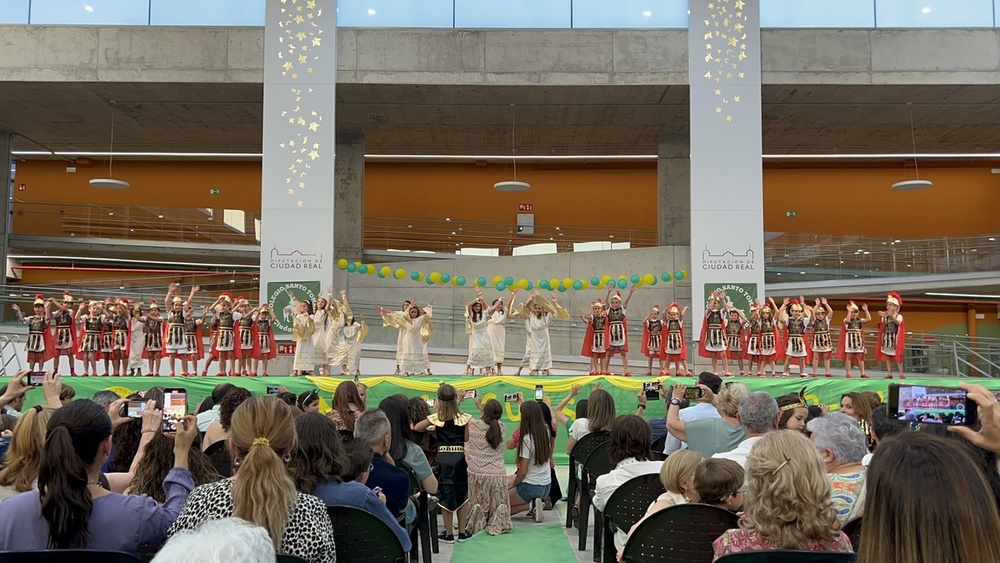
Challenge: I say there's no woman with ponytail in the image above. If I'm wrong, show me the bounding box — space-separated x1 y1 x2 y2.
0 405 52 500
466 398 512 536
168 395 335 563
0 399 196 554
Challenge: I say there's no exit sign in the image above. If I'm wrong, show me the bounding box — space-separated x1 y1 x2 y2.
518 203 533 211
277 343 297 355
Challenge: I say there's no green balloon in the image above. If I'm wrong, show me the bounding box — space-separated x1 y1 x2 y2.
573 280 583 290
496 282 507 291
504 276 515 286
661 272 673 282
376 269 386 278
674 271 685 281
525 281 533 290
358 264 368 274
346 263 357 273
441 273 451 284
477 277 488 288
558 285 568 292
411 271 420 281
630 274 640 284
456 276 466 287
617 279 628 289
590 276 600 287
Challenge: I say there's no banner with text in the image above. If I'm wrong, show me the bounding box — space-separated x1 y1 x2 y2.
260 0 337 333
689 0 765 339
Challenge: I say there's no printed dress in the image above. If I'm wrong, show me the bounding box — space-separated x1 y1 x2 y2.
466 418 512 536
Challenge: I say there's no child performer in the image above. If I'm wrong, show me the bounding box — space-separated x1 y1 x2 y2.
465 291 495 376
283 291 315 376
342 313 367 377
251 304 277 377
603 286 635 375
756 299 781 377
723 307 749 377
209 292 241 376
778 297 811 378
141 301 163 377
236 297 259 376
508 289 532 376
579 301 609 376
745 303 761 377
809 298 834 378
164 284 198 377
378 301 435 376
50 292 77 375
698 290 728 376
877 292 906 380
183 304 206 377
661 303 691 376
12 295 53 372
836 302 871 379
641 305 663 376
75 300 103 377
128 301 145 376
391 299 412 376
109 299 131 377
100 299 114 376
487 293 514 375
514 292 568 376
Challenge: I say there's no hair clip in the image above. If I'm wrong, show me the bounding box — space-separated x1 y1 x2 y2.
770 455 791 476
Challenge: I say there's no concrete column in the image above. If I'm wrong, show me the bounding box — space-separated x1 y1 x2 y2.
0 133 11 277
657 134 691 247
334 134 365 262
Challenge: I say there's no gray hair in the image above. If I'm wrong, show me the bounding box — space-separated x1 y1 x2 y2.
738 392 779 434
152 517 274 563
716 382 750 418
354 408 391 447
807 412 867 464
91 390 120 409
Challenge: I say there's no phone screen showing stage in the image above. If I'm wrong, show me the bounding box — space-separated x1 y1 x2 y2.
892 385 972 426
161 388 187 433
534 385 544 401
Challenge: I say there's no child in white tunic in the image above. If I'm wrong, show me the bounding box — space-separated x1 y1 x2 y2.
379 302 434 376
465 293 495 375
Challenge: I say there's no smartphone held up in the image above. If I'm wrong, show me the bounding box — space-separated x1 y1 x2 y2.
643 382 662 400
161 387 188 434
888 384 977 427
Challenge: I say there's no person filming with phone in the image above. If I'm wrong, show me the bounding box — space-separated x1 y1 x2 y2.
666 381 749 458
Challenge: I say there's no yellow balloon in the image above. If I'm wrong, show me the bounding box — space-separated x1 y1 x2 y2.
492 275 503 285
518 278 529 290
549 278 560 289
393 268 405 279
562 277 573 289
380 266 391 277
636 279 644 287
600 275 611 286
643 273 655 285
417 272 425 281
337 258 348 269
429 272 441 283
580 279 589 290
366 265 376 275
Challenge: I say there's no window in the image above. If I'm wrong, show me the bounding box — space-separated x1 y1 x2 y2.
876 0 993 27
573 0 689 28
0 0 29 24
513 243 558 256
150 0 264 26
29 0 149 25
457 247 500 257
338 0 454 27
761 0 876 27
455 0 571 28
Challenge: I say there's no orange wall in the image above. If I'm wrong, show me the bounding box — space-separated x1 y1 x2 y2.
12 160 1000 238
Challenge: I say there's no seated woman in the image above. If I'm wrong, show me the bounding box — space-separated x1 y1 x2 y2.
693 458 744 511
0 400 196 555
0 405 51 501
379 396 437 494
127 431 222 503
667 382 749 458
593 415 664 551
806 412 867 527
713 430 852 560
202 387 252 452
287 412 411 552
168 396 336 563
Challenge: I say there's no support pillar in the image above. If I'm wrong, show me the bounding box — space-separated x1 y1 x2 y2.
334 134 364 262
0 133 11 282
657 134 691 247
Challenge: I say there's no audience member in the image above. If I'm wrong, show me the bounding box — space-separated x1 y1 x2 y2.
560 385 615 455
594 415 664 550
288 413 410 551
840 392 875 451
859 432 1000 563
354 408 411 523
0 400 196 555
620 449 703 560
408 396 437 465
341 438 373 482
57 383 76 406
330 382 366 431
0 405 51 500
807 413 867 526
0 373 31 419
169 396 335 563
196 383 236 432
466 398 512 536
91 390 121 410
297 389 321 415
713 392 780 468
667 382 748 458
379 396 437 493
662 373 724 454
776 391 809 432
127 431 221 503
108 388 164 474
275 391 298 409
713 431 852 560
202 387 251 452
507 400 552 522
692 458 744 511
152 517 275 563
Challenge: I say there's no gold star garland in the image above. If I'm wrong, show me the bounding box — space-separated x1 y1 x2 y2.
702 0 749 123
276 0 324 206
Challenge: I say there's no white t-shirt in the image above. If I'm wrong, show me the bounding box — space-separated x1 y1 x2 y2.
569 418 592 442
519 434 551 486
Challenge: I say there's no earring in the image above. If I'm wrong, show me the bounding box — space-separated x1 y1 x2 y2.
233 457 242 468
284 454 292 463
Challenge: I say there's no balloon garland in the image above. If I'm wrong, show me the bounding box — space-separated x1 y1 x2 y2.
336 258 686 291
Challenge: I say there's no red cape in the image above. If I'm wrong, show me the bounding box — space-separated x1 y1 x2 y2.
605 309 630 353
780 324 811 362
640 319 661 358
698 311 723 358
51 311 77 353
252 322 277 360
661 323 688 360
75 317 103 361
875 318 906 362
209 324 241 360
581 316 610 358
190 324 206 360
835 321 865 361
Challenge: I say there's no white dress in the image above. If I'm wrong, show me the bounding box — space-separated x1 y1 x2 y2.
394 309 407 366
343 323 363 373
466 312 494 370
327 318 348 366
487 310 507 364
396 314 431 374
312 310 333 366
292 312 318 371
525 313 553 371
128 316 146 370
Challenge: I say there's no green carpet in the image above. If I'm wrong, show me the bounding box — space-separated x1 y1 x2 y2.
451 523 578 563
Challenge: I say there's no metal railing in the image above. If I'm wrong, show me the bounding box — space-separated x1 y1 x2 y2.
953 341 1000 378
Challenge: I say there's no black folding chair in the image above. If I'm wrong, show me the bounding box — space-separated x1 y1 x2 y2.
203 440 232 478
400 461 438 563
277 555 309 563
327 505 408 563
841 515 862 552
716 550 856 563
620 503 739 563
565 430 610 529
601 473 666 562
579 441 615 557
0 551 139 563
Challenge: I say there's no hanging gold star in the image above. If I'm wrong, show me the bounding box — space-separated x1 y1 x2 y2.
716 107 722 113
299 182 305 188
715 89 721 95
308 121 319 132
312 143 320 149
728 37 738 47
734 23 744 33
297 54 308 64
293 15 304 24
297 117 306 126
705 53 713 63
297 201 304 207
738 52 746 61
735 0 745 8
288 188 295 195
307 0 316 7
312 37 322 47
726 115 733 122
282 61 294 72
738 72 745 78
308 150 319 160
734 96 741 102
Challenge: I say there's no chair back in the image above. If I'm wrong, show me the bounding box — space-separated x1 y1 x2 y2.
399 461 422 495
603 473 667 534
582 441 615 488
327 505 408 563
571 431 610 465
840 516 862 552
715 550 856 563
621 503 738 563
0 551 139 563
277 554 310 563
203 440 232 478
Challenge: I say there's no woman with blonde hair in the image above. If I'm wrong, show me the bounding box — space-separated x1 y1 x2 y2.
566 386 616 455
168 396 335 563
713 430 852 560
0 406 52 500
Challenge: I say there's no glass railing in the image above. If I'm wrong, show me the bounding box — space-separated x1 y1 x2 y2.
1 0 999 28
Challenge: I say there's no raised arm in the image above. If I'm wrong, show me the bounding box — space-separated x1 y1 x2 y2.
623 285 637 309
10 304 24 324
862 303 872 323
553 385 581 429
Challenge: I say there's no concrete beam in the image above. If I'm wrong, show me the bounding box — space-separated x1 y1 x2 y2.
2 27 999 86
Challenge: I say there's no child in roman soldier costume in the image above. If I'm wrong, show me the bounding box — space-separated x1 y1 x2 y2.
745 303 761 377
236 297 259 376
100 300 115 376
140 300 163 377
107 299 131 377
698 290 728 376
778 297 812 378
164 283 198 377
836 301 871 378
76 300 104 376
661 303 691 376
12 295 54 372
877 292 906 380
809 298 834 378
578 300 609 375
183 304 206 377
641 305 664 376
723 307 749 377
756 299 781 377
603 287 635 375
209 292 241 377
50 292 77 375
252 304 277 376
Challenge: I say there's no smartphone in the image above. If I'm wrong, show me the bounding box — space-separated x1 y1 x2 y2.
504 392 520 403
888 384 977 426
534 385 544 402
27 372 45 386
123 400 147 419
643 382 662 400
266 386 281 394
371 486 382 496
161 387 188 434
464 390 478 400
683 387 703 401
425 398 435 408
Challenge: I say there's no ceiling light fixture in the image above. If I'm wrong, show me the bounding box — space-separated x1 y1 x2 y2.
494 104 530 193
642 10 653 17
367 8 376 15
89 101 130 190
892 102 932 191
84 4 94 12
921 6 932 13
